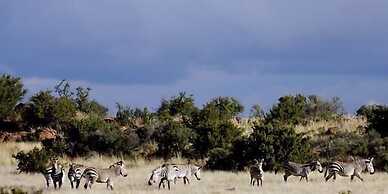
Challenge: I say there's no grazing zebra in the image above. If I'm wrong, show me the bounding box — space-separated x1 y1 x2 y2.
148 165 165 186
158 164 181 190
283 160 323 182
42 158 65 189
68 163 86 189
82 161 128 190
325 157 374 182
249 159 264 187
173 163 202 184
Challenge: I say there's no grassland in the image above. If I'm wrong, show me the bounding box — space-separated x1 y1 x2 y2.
1 142 387 194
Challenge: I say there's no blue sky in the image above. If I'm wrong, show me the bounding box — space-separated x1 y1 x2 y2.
1 0 387 114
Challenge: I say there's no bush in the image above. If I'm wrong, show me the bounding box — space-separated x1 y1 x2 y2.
12 148 52 173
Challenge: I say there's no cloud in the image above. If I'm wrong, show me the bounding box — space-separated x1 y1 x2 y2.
1 0 388 112
21 66 388 115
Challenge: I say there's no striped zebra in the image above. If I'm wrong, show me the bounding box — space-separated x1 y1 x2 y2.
82 161 128 190
249 159 264 187
158 164 181 190
283 160 323 182
325 157 374 182
148 165 165 186
42 158 65 189
68 163 86 189
173 163 202 184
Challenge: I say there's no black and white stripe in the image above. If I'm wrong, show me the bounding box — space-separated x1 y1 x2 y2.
42 159 64 189
325 157 375 182
249 159 264 187
158 164 180 190
68 163 85 189
283 160 323 182
82 161 128 190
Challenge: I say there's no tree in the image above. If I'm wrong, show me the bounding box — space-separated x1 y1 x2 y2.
0 74 27 120
266 94 307 126
193 97 244 157
24 90 56 126
155 121 194 159
250 104 265 118
357 104 388 137
157 92 198 126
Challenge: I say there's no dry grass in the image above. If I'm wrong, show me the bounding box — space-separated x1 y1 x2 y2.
0 164 387 194
295 116 367 136
0 142 41 166
1 142 387 194
0 143 388 194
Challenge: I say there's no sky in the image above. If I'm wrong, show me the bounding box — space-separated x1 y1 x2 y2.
1 0 388 115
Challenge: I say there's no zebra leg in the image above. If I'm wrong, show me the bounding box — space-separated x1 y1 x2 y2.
250 176 253 185
260 178 263 187
70 180 74 189
305 176 309 182
167 180 171 190
59 179 63 189
284 173 290 182
299 176 304 182
252 179 256 186
158 178 165 189
186 177 190 184
54 180 58 189
107 179 114 190
354 174 364 182
325 172 334 182
76 179 80 189
84 180 89 189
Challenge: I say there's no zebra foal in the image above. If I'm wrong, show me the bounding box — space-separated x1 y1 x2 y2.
325 157 374 182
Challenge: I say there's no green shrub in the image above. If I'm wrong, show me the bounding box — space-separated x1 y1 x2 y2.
12 147 52 173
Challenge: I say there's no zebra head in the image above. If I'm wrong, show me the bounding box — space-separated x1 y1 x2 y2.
110 161 128 177
365 157 375 174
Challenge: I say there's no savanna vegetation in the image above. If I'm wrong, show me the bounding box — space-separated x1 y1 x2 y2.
1 74 388 174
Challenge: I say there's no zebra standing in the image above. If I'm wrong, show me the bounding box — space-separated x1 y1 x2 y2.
283 160 323 182
173 163 202 184
325 157 374 182
158 164 181 190
68 163 86 189
82 161 128 190
249 159 264 187
42 158 65 189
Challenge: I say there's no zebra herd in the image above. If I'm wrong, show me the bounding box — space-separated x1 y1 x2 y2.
42 159 202 190
43 160 128 190
41 156 374 191
249 157 375 187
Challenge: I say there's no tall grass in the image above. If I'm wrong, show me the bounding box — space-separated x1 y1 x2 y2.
0 142 41 166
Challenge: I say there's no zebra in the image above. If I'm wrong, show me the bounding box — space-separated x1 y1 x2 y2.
148 165 165 186
325 157 374 182
158 164 181 190
82 161 128 190
42 158 65 189
249 159 264 187
283 160 323 182
68 163 86 189
173 163 202 184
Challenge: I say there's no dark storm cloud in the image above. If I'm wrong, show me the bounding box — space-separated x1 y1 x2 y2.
1 0 388 111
